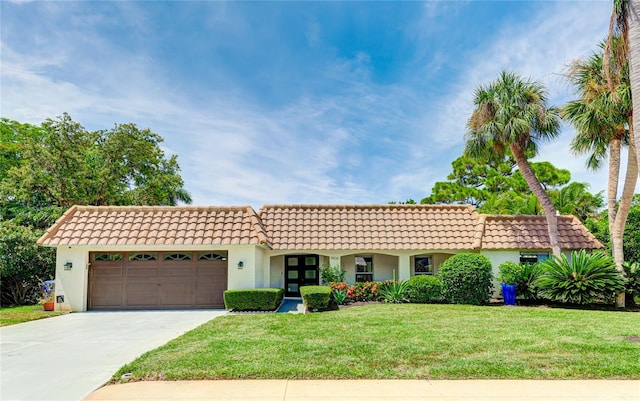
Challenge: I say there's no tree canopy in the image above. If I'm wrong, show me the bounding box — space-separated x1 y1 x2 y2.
1 114 191 208
420 155 601 222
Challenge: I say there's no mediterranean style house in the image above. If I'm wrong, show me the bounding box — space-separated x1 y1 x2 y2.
38 204 602 311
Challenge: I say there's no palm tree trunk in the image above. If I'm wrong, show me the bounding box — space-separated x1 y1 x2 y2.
629 0 640 175
510 144 562 257
608 137 621 240
612 123 639 308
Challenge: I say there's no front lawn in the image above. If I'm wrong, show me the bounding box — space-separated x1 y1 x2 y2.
115 304 640 381
0 304 65 326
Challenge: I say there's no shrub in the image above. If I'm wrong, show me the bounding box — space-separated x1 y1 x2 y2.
406 275 443 303
320 263 346 285
517 262 543 300
0 222 55 306
349 281 381 302
223 288 284 311
300 285 332 311
624 262 640 306
497 262 524 285
331 289 348 305
536 250 625 305
438 253 493 305
378 279 409 303
623 262 640 295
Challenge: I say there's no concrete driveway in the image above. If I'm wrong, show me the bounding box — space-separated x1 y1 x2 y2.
0 310 226 401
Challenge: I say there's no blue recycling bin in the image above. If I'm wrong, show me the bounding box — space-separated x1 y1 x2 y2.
501 283 517 306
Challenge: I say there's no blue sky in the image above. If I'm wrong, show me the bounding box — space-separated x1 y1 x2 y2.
2 1 635 208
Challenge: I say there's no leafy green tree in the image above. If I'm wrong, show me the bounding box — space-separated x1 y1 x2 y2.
586 194 640 266
548 182 604 222
1 113 191 207
421 155 601 221
0 222 55 305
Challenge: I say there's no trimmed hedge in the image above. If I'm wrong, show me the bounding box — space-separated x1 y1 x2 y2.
406 275 443 303
300 285 332 311
438 253 494 305
223 288 284 311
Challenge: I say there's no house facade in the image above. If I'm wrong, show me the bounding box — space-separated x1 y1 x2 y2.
38 204 602 311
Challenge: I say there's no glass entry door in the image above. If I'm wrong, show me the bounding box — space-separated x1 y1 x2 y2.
285 255 319 297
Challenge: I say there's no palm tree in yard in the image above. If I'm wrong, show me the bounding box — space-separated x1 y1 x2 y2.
606 0 640 174
605 1 640 307
465 70 562 257
564 44 637 287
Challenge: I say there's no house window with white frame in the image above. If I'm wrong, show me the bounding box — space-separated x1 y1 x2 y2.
414 255 434 275
355 256 373 282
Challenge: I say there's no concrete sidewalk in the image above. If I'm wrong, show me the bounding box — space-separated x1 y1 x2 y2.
85 380 640 400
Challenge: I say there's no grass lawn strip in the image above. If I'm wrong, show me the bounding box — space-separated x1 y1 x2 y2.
115 304 640 381
0 304 65 326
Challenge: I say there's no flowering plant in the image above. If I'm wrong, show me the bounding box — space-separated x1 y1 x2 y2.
40 280 55 303
330 281 382 302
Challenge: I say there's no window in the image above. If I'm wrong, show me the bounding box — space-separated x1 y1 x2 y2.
414 256 433 275
128 253 157 261
198 252 227 261
355 256 373 282
93 253 123 262
163 253 192 261
519 252 549 264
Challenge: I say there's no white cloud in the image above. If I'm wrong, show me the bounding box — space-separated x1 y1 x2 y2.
389 1 639 202
2 1 634 212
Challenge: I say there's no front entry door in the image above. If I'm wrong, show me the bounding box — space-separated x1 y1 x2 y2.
285 255 319 297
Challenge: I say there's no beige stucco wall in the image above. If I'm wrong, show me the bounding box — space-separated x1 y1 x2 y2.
54 246 89 312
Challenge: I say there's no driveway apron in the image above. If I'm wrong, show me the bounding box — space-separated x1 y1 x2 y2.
0 310 226 401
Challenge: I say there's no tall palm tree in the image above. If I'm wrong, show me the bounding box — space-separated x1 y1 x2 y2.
606 0 640 175
466 70 562 257
604 4 640 306
563 43 637 270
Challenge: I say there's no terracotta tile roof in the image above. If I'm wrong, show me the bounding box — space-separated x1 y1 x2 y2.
258 204 481 250
37 205 270 247
479 215 603 250
38 204 602 251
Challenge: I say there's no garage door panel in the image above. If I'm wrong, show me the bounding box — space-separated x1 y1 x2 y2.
89 251 227 310
162 283 193 305
93 267 124 277
127 267 158 277
159 266 194 276
91 283 124 308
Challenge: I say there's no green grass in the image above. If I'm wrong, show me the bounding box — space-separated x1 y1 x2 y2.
0 304 65 326
115 304 640 381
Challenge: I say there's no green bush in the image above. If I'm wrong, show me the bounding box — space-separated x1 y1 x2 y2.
378 279 409 303
0 222 55 306
497 262 523 285
320 263 346 285
223 288 284 311
624 262 640 306
517 262 543 300
438 253 493 305
536 250 625 305
331 288 348 305
300 285 332 311
406 275 443 303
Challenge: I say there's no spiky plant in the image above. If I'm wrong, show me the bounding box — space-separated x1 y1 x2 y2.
536 250 625 305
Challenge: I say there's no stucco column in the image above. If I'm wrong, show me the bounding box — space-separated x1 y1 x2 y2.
398 254 411 281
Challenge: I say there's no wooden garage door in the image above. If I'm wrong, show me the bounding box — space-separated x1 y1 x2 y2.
88 251 227 310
